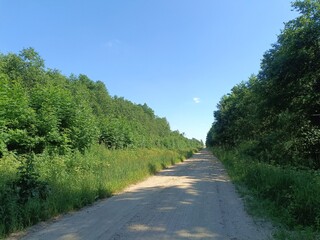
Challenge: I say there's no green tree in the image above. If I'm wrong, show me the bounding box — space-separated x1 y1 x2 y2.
207 0 320 168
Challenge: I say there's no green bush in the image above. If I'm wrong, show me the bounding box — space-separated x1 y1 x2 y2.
214 147 320 230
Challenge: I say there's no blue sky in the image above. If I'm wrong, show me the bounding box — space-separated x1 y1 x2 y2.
0 0 298 142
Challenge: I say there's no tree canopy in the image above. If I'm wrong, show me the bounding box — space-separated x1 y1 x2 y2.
206 0 320 169
0 48 202 157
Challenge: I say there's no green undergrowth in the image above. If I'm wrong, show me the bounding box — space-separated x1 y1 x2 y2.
0 145 195 238
213 147 320 239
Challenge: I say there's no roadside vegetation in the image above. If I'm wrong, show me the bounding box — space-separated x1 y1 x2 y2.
214 148 320 239
0 48 202 237
0 146 192 237
206 1 320 238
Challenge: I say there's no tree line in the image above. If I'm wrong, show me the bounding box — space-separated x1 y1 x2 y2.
206 0 320 169
0 48 202 158
0 48 202 236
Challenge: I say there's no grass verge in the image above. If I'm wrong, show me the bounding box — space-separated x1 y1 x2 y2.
212 147 320 240
0 145 195 238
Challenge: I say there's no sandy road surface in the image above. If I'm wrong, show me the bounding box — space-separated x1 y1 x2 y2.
14 150 272 240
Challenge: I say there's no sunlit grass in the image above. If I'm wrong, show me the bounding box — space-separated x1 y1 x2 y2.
213 147 320 239
0 145 194 238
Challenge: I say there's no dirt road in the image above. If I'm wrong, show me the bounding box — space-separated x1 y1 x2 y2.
16 150 272 240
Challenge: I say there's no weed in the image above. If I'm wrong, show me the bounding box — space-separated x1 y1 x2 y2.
0 145 192 238
213 147 320 239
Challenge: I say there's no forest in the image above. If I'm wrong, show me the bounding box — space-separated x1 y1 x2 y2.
0 48 202 236
206 0 320 169
206 0 320 235
0 49 202 154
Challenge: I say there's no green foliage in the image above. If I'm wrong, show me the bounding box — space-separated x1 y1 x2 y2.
214 147 320 236
0 153 50 236
12 154 49 204
0 47 202 238
207 0 320 168
0 74 37 154
0 146 191 237
206 1 320 234
0 48 202 155
99 117 134 149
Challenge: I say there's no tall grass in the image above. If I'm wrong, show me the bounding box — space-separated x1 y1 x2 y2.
213 147 320 238
0 145 193 238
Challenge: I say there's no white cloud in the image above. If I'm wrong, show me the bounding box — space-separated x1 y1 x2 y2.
193 97 200 104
